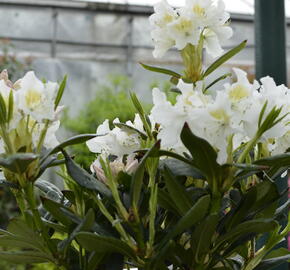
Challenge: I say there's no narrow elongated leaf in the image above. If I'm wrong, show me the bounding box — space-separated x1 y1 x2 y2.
41 197 74 227
180 123 221 183
0 251 53 264
131 141 160 208
88 251 105 270
192 214 219 262
159 158 204 179
76 233 136 259
62 149 112 198
140 63 182 78
254 255 290 270
0 153 38 174
204 73 231 91
54 75 67 109
40 134 97 163
7 90 13 123
58 208 95 251
114 122 147 140
159 195 211 248
163 166 192 215
0 92 7 124
216 219 278 249
203 40 247 77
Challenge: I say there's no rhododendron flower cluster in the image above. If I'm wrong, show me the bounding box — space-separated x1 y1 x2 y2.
0 70 61 154
149 0 233 58
151 68 290 164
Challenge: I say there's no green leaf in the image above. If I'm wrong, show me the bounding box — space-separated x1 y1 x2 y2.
61 149 112 198
54 75 67 109
40 134 97 163
203 40 247 77
180 123 221 184
41 197 74 227
265 248 290 260
158 195 211 248
0 251 53 264
6 218 47 252
114 122 147 140
7 89 13 123
140 63 182 78
163 166 193 215
76 232 136 259
88 251 105 270
204 73 232 92
130 141 160 209
254 254 290 270
0 92 7 124
0 153 38 174
58 208 95 251
192 214 219 263
159 158 204 179
216 219 278 249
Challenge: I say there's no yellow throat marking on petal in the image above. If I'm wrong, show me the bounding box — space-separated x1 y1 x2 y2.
174 18 193 33
210 108 229 123
193 4 205 17
163 13 174 24
25 89 42 108
228 84 249 102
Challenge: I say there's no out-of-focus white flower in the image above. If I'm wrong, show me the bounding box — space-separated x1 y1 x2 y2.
17 71 58 122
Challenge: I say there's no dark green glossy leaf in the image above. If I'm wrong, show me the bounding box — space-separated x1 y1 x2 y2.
0 251 53 264
216 219 278 249
58 208 95 251
203 40 247 77
140 63 182 78
160 158 204 179
180 123 221 183
192 214 219 263
41 197 74 227
76 232 136 259
159 195 211 248
62 149 112 198
163 166 192 215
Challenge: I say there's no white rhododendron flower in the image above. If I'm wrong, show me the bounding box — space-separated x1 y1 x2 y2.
150 68 290 164
17 71 58 122
0 70 62 154
150 0 232 58
86 114 146 158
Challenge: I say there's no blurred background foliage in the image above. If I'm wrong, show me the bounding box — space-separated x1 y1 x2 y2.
62 74 172 170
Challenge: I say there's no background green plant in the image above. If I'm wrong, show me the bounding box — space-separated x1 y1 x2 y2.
63 75 172 170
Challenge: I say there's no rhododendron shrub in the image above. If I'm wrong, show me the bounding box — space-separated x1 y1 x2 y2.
0 0 289 269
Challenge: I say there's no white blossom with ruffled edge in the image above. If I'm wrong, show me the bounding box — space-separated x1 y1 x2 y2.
17 71 59 123
150 69 290 164
86 114 147 158
150 0 232 58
